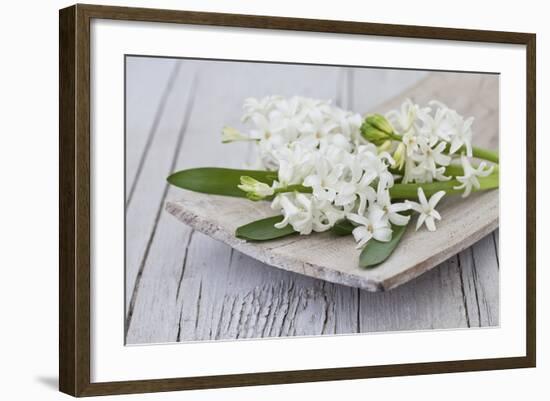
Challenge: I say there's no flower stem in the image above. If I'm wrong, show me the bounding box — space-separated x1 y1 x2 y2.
389 172 499 199
271 173 499 200
273 184 312 195
471 146 499 163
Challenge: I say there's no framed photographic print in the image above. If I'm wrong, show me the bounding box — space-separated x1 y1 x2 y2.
59 4 536 397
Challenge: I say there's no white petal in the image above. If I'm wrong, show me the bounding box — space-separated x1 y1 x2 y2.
462 184 472 198
303 175 320 187
434 152 451 166
373 227 392 242
428 190 446 208
425 216 436 231
453 182 466 191
417 187 428 207
406 200 423 214
274 215 290 229
450 137 462 154
389 202 411 213
389 213 410 226
416 213 427 231
352 226 372 248
347 213 369 227
368 207 386 224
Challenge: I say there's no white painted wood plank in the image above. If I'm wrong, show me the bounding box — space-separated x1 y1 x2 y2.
127 61 362 344
359 231 499 332
124 60 197 311
360 255 469 331
458 233 500 327
493 229 500 262
351 68 429 112
125 57 179 201
177 233 358 341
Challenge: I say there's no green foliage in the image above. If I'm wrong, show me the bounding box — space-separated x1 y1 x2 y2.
235 216 296 241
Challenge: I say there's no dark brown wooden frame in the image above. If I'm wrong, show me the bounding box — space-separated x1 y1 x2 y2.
59 3 536 397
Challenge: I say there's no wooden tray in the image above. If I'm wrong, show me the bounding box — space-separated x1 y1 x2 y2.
165 73 499 291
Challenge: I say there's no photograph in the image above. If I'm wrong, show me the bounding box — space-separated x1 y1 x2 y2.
0 0 543 397
124 56 500 345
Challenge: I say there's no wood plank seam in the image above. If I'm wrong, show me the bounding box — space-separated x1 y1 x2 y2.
456 254 472 328
492 231 500 268
126 61 182 208
125 71 199 340
469 247 484 326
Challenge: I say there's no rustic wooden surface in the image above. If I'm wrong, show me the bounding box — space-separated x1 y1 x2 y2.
124 57 499 344
164 71 499 292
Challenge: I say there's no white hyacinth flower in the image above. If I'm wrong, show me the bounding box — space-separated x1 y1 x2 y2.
275 144 316 186
406 188 446 232
221 126 253 143
302 158 343 203
356 146 395 189
241 95 281 122
454 155 494 197
428 101 474 157
225 96 491 245
386 98 425 133
375 186 411 226
417 105 451 144
448 112 474 157
237 96 368 171
298 107 339 148
248 113 285 142
333 159 377 215
272 192 344 235
311 199 346 232
272 193 315 235
269 96 308 139
330 107 363 141
347 208 392 249
401 130 420 157
412 137 452 175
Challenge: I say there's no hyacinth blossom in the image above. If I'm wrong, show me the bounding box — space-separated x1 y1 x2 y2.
169 95 499 267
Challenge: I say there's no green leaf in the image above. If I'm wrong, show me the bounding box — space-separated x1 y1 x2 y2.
330 219 355 236
167 168 277 197
359 223 409 268
235 216 296 241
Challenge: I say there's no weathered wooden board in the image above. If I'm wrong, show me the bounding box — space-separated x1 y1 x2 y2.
165 73 499 292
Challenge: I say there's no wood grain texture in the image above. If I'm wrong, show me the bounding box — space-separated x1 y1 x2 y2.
59 6 77 394
125 58 192 311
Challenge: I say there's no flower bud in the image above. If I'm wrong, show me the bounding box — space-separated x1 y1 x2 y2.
392 142 406 170
222 126 249 143
377 140 393 153
360 114 395 145
238 176 275 201
367 114 394 135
